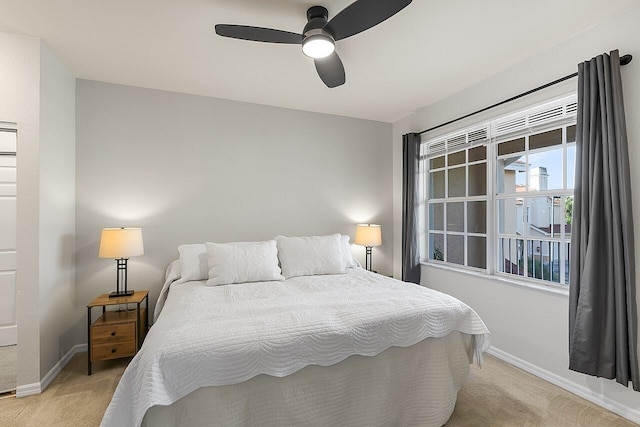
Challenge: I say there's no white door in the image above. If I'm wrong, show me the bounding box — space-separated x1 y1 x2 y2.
0 127 17 346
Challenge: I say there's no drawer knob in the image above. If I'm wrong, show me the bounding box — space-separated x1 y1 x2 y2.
111 349 116 354
110 332 116 336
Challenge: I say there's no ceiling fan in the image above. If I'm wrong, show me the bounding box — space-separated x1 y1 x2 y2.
214 0 412 88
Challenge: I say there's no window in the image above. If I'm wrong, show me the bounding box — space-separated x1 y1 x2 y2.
496 125 575 285
427 143 488 269
422 95 577 288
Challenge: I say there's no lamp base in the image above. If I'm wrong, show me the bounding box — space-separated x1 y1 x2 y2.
365 246 373 272
109 290 134 298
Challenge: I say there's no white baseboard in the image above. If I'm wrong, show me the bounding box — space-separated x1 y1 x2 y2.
40 344 87 392
16 343 87 398
15 382 40 398
486 346 640 425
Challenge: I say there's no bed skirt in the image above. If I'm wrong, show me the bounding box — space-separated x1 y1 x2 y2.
142 331 472 427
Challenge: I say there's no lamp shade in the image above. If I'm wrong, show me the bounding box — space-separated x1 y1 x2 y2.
99 227 144 258
354 224 382 247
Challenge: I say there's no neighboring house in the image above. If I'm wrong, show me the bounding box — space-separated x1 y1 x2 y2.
502 163 570 281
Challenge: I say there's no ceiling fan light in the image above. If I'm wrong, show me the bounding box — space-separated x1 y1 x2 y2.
302 34 335 59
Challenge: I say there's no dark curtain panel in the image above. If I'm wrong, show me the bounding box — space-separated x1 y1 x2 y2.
402 133 421 284
569 49 640 391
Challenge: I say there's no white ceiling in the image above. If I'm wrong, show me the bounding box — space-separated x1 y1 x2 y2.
0 0 638 122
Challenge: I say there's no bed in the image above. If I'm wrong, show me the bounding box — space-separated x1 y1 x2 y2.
101 235 490 427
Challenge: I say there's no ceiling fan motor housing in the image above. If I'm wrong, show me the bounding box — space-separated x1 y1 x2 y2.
302 5 335 59
304 6 332 37
306 6 328 27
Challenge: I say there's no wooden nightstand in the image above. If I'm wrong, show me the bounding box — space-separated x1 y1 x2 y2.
87 290 149 375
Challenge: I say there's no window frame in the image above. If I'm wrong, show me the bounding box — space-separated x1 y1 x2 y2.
425 144 489 272
494 125 575 287
421 94 577 291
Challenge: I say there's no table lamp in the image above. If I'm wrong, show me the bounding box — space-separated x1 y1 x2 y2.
354 224 382 272
99 227 144 298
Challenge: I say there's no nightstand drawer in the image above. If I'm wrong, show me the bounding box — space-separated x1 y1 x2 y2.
91 340 136 361
92 322 135 343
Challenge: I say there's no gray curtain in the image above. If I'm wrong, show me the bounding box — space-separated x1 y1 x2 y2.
402 133 421 284
569 49 640 391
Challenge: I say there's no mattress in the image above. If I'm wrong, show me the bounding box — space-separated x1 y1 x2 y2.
102 268 490 427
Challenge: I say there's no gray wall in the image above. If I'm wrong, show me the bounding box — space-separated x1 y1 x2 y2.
38 42 76 378
0 31 42 388
392 4 640 419
75 80 393 337
0 32 76 390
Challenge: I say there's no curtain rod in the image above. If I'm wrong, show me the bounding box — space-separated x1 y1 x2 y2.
418 53 633 136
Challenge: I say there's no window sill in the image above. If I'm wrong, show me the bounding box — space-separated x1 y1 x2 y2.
420 261 570 297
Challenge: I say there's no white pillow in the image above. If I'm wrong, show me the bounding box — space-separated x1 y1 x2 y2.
341 234 358 269
177 243 209 282
276 234 346 279
206 240 284 286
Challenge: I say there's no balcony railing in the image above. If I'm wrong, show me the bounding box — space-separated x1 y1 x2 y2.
498 237 570 285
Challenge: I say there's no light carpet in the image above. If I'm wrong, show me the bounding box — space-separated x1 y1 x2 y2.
0 352 636 426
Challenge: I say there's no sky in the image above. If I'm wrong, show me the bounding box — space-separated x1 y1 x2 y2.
513 146 575 190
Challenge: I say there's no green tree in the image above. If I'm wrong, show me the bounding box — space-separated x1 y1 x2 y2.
565 196 573 225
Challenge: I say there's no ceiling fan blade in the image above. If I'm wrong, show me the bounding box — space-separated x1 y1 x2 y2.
325 0 412 41
215 24 303 44
315 52 346 88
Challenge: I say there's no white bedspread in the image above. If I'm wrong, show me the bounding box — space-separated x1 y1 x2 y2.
102 269 490 427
